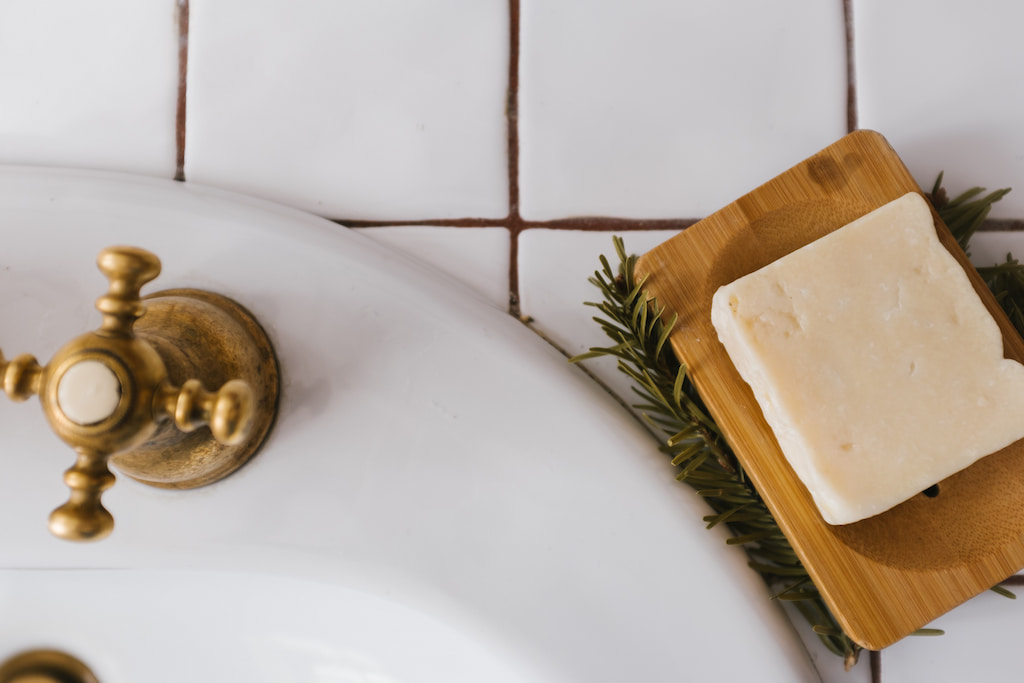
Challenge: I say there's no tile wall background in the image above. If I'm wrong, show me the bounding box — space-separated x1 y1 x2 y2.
3 1 1024 681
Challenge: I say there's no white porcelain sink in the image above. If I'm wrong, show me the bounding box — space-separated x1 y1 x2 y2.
0 570 537 682
0 168 818 682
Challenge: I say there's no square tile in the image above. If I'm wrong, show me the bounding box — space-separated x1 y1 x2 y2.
185 0 509 221
518 0 848 220
0 0 179 177
854 0 1024 217
354 226 511 310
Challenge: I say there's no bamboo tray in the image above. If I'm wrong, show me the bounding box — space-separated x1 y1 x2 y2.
634 129 1024 650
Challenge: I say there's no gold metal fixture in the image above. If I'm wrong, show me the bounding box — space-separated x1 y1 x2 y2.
0 246 279 542
0 648 100 683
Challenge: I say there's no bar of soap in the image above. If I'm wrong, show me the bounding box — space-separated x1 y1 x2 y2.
711 192 1024 525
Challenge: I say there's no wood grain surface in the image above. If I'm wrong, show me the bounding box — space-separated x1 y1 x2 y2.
635 129 1024 650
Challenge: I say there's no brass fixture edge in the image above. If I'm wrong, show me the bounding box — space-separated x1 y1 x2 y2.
111 287 281 489
0 648 101 683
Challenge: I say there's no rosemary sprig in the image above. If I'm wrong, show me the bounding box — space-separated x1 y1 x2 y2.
928 171 1011 253
929 174 1024 338
571 176 1016 670
977 258 1024 337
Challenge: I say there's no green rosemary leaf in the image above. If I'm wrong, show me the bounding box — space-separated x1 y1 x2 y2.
568 350 606 362
632 295 648 335
705 493 758 505
812 625 845 637
990 585 1017 599
620 364 655 388
588 341 634 356
671 365 687 408
632 367 672 407
668 436 702 458
612 235 629 271
588 317 630 339
774 583 823 605
912 629 945 637
587 274 614 297
726 529 785 546
653 312 678 361
629 382 672 411
945 185 986 208
934 180 1010 250
703 503 751 528
582 299 614 314
643 413 686 430
705 511 768 529
625 278 649 312
676 451 711 479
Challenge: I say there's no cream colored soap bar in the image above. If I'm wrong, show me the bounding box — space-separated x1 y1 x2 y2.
711 192 1024 525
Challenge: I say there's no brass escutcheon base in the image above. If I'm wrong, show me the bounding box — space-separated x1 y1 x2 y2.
110 288 280 489
0 649 100 683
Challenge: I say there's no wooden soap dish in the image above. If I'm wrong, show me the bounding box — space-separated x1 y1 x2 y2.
635 129 1024 650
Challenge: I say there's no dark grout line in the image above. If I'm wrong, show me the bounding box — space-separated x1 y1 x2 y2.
976 218 1024 232
521 217 699 232
507 0 521 223
335 212 1013 233
333 217 509 229
509 227 522 317
869 650 882 683
843 0 858 132
506 0 523 318
174 0 190 182
334 216 701 232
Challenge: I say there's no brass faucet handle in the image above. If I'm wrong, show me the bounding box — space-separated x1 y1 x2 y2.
37 246 161 543
48 447 116 542
0 245 278 542
0 350 42 402
95 246 161 337
159 378 256 446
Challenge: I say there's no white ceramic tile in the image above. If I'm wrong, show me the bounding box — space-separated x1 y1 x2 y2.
518 0 848 221
185 0 509 221
882 588 1024 682
854 0 1024 218
518 228 681 407
354 226 511 310
0 0 179 177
